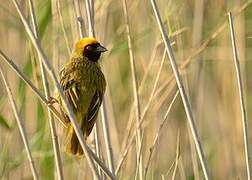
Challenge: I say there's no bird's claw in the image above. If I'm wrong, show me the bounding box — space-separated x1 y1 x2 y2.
47 96 58 106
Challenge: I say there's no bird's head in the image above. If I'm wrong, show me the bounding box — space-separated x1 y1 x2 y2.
73 37 107 62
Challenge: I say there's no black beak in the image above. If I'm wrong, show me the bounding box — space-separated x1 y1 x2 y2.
96 45 107 53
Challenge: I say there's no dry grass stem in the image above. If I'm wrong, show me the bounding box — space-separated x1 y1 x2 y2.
101 101 115 173
73 0 86 38
144 90 179 179
150 0 210 179
88 0 94 34
228 12 251 180
85 0 95 37
121 0 143 179
171 131 181 180
28 0 64 179
0 67 39 180
94 125 102 178
188 124 200 180
57 0 71 56
134 132 144 180
87 147 116 179
140 49 167 123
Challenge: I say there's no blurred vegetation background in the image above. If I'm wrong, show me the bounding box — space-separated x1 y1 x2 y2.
0 0 252 179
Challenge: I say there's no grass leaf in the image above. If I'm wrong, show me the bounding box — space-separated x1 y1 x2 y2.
0 114 11 130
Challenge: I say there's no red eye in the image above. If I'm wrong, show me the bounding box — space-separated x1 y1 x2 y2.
86 45 92 50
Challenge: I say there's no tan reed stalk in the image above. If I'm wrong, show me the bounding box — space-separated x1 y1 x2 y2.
57 0 71 56
68 0 79 42
144 90 179 179
28 1 64 179
162 144 185 180
0 67 39 180
171 131 180 180
73 0 86 38
187 122 200 180
190 17 202 176
101 99 115 173
178 158 186 180
121 0 143 179
84 0 95 37
94 125 102 178
161 175 165 180
149 0 210 179
88 0 94 32
139 48 169 124
228 12 251 180
51 0 60 72
134 133 144 180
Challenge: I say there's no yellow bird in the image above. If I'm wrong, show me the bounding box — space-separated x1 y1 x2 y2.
59 37 107 155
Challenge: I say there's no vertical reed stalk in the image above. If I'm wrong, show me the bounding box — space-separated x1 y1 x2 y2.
94 125 102 178
57 0 71 56
101 100 115 173
85 0 95 37
228 12 251 180
171 131 180 180
150 0 210 179
121 0 143 179
0 67 39 180
73 0 86 38
28 1 64 179
144 90 179 179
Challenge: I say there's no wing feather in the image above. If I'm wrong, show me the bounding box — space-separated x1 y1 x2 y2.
85 73 106 135
59 63 80 112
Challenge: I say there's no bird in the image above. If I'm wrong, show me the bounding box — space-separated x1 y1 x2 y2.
58 37 107 155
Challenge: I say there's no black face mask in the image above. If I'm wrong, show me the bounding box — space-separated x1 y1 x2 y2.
83 43 107 62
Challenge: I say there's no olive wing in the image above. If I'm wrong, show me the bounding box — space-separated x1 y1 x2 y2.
59 64 80 112
84 74 106 136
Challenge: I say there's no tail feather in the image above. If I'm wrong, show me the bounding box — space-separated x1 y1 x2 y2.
65 126 84 155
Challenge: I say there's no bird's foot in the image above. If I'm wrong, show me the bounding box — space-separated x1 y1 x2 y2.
47 96 59 106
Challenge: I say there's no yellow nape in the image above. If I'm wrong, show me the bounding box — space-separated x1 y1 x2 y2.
75 37 98 50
